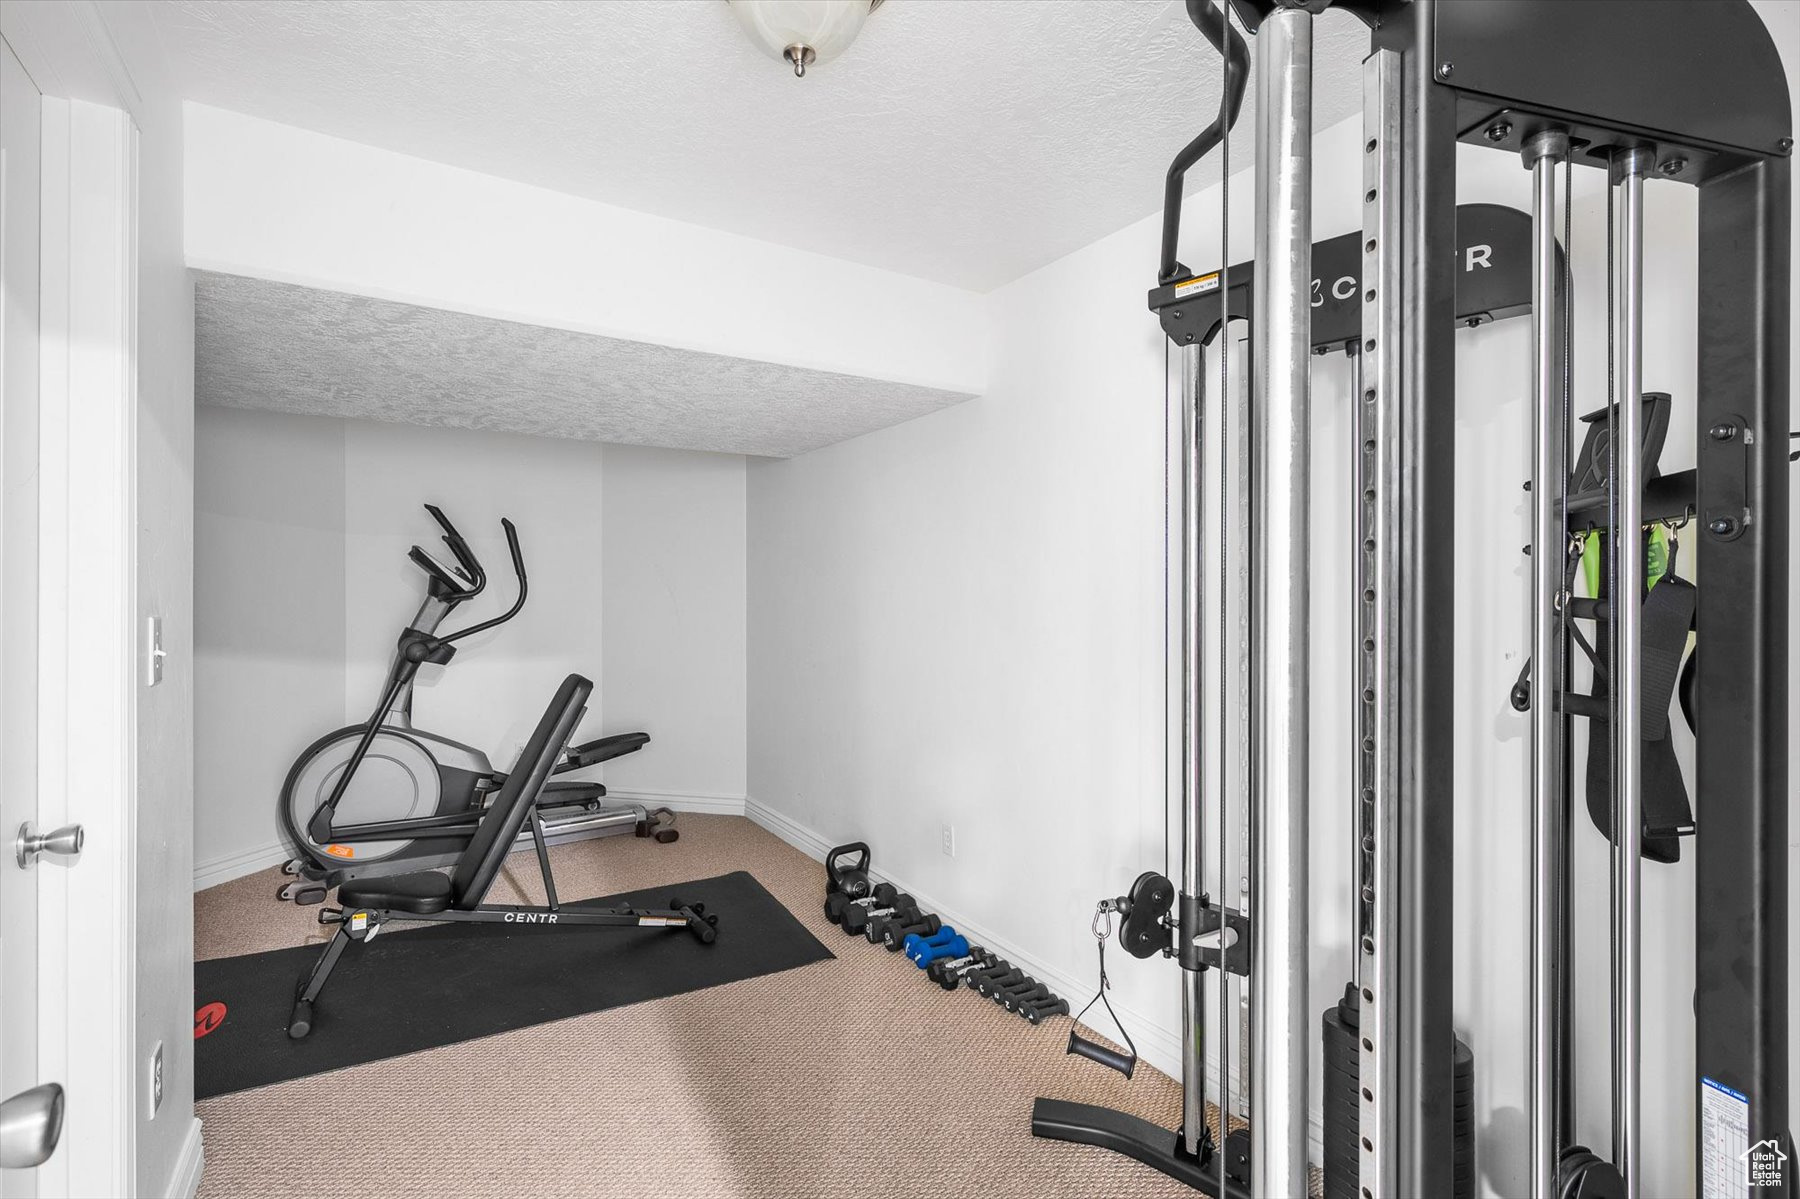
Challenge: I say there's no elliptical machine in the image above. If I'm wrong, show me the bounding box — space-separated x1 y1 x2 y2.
276 504 675 906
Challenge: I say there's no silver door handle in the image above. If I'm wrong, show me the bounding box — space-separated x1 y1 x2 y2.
15 823 83 869
0 1083 63 1169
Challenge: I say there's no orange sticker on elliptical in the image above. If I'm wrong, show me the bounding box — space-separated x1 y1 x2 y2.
324 844 355 859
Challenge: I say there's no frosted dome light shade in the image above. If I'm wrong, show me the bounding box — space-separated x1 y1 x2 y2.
731 0 872 72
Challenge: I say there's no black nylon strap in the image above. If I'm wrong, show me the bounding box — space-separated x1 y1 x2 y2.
1069 938 1138 1073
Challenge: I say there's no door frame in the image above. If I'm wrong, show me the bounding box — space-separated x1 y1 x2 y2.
34 96 138 1199
2 5 142 1194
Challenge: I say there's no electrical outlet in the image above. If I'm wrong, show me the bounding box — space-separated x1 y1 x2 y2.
941 823 956 858
150 1041 163 1115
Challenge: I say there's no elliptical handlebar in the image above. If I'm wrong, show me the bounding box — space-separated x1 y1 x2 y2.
423 502 487 596
436 517 528 647
313 512 530 840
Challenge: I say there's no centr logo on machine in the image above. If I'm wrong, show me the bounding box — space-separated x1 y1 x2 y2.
504 911 558 923
1743 1139 1788 1188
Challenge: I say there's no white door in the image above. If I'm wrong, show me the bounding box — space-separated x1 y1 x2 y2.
0 33 57 1195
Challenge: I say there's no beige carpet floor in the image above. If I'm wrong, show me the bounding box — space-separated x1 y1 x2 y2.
195 814 1270 1199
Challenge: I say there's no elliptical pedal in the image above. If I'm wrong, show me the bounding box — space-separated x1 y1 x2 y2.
277 879 328 905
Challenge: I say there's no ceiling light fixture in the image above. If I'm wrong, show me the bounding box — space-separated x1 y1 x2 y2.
729 0 884 79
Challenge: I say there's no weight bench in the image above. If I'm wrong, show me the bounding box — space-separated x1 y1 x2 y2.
287 673 718 1039
556 730 651 771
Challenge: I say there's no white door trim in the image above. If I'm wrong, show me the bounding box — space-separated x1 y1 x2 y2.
32 94 138 1199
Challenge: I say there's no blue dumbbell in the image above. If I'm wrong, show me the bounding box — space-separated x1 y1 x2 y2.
915 935 971 967
904 925 960 961
912 934 970 967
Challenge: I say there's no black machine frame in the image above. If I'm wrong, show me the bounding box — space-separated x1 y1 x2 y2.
1033 2 1790 1197
1359 4 1791 1193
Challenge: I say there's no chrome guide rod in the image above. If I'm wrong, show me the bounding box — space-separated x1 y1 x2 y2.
1222 325 1249 1179
1250 8 1313 1197
1611 145 1651 1199
1359 45 1403 1199
1215 15 1237 1171
1523 127 1571 1199
1230 322 1254 1139
1178 339 1207 1159
1203 331 1237 1171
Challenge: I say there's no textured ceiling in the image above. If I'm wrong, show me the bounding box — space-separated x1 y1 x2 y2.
151 0 1368 292
193 271 974 458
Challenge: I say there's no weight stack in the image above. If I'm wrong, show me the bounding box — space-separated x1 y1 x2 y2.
1322 983 1475 1199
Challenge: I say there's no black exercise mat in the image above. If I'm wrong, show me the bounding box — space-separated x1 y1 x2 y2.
194 870 830 1099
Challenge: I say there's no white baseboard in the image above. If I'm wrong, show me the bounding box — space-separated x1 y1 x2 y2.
744 795 1325 1161
605 788 747 817
192 840 290 892
166 1118 204 1199
192 791 749 891
742 796 836 860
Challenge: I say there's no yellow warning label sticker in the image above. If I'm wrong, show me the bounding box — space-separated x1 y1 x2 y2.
1173 272 1221 298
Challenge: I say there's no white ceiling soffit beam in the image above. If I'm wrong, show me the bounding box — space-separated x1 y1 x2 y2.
183 103 990 402
156 1 1368 291
194 270 972 459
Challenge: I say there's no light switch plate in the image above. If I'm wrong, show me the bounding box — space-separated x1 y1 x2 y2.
146 616 165 687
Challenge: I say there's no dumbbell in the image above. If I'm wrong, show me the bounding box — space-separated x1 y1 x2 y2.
877 911 942 950
909 933 970 967
841 891 917 938
972 965 1030 998
1000 979 1051 1008
997 979 1051 1010
838 885 914 936
862 902 927 944
921 951 976 979
907 921 964 964
932 953 1009 992
926 949 1000 990
969 964 1026 997
828 881 900 929
903 924 959 960
1018 996 1070 1025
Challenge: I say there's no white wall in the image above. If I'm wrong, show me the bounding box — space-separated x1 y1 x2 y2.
183 103 990 397
340 420 612 766
194 409 748 878
194 408 346 882
747 84 1797 1198
98 3 203 1194
746 129 1213 1092
600 443 748 805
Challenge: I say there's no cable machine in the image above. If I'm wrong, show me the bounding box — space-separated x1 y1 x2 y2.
1032 3 1791 1197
